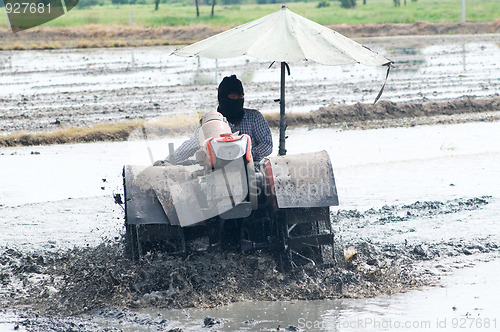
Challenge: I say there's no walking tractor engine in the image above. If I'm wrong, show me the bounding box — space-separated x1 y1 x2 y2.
203 133 251 169
201 132 256 219
121 111 339 269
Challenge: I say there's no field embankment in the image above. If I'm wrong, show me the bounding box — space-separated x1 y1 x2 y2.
266 96 500 129
1 0 500 50
1 96 499 147
1 20 500 50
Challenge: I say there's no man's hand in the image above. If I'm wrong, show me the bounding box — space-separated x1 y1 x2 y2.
153 160 171 166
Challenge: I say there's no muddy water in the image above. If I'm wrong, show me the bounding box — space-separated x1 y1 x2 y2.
1 119 499 330
1 34 499 133
137 258 498 332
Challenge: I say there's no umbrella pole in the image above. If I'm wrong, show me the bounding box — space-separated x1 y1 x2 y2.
278 62 287 156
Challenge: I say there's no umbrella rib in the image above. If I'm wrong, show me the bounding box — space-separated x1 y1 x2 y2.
287 9 351 64
320 30 361 64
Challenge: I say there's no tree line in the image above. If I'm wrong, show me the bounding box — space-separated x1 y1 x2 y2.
336 0 417 9
66 0 417 9
0 0 418 14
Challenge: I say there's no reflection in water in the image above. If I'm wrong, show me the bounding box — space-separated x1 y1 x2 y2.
114 258 498 331
384 46 425 73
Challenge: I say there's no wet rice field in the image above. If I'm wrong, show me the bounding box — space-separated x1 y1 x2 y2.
1 120 499 331
0 33 500 331
0 34 499 134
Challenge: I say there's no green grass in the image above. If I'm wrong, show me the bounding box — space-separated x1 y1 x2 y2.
0 0 499 29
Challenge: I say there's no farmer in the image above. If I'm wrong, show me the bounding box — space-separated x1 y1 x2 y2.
154 75 273 167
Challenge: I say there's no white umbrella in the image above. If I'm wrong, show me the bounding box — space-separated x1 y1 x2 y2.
174 5 393 155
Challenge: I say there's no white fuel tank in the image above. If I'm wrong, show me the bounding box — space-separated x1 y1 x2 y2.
198 111 232 145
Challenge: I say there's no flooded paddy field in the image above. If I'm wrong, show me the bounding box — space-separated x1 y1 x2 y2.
1 119 499 331
0 33 500 331
0 34 499 134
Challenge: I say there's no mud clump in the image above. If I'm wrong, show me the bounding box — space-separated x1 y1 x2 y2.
336 196 491 225
1 243 426 316
14 314 122 332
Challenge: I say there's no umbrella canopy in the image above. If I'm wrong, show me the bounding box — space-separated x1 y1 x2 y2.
173 5 392 155
174 5 390 66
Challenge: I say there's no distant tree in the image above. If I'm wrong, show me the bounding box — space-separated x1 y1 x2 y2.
195 0 199 16
340 0 356 8
211 0 215 16
220 0 242 4
317 0 330 8
394 0 412 6
154 0 160 10
256 0 279 4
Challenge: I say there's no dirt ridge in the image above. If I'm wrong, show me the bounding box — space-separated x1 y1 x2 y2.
1 20 499 50
1 96 499 147
267 95 500 128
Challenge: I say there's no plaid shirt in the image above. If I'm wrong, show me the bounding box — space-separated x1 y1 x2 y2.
167 108 273 167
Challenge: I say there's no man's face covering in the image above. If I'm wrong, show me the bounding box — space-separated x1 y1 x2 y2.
217 75 244 124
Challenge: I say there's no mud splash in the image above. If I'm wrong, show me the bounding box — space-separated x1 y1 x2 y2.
1 197 496 328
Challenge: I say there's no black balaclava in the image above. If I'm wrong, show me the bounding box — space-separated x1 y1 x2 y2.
217 75 244 124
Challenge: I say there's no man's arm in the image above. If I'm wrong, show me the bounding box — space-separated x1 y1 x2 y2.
251 112 273 163
156 131 198 165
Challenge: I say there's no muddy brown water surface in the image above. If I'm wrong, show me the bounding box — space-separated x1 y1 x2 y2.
0 33 500 331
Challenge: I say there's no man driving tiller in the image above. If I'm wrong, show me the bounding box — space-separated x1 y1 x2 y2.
154 75 273 169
